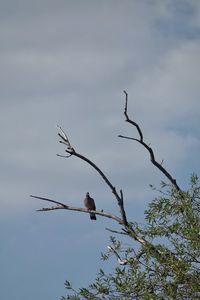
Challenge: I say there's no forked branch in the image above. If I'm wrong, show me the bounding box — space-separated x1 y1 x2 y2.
30 195 123 224
119 91 181 192
31 94 180 263
56 126 128 226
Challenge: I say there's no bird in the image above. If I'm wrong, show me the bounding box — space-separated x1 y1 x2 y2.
84 192 96 220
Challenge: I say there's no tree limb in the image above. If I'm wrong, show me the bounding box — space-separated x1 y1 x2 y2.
30 195 150 249
56 126 128 226
119 91 181 192
31 98 180 264
30 195 123 224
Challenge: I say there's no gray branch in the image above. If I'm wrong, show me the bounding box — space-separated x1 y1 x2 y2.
119 91 181 192
30 195 123 224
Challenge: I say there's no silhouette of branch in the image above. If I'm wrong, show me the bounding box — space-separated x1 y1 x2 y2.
56 126 128 226
31 101 179 263
31 196 153 250
30 195 123 224
118 91 181 192
105 227 128 235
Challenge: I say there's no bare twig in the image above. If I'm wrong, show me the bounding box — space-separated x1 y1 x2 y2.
107 245 128 265
105 227 128 235
123 90 144 141
119 91 181 192
30 195 68 208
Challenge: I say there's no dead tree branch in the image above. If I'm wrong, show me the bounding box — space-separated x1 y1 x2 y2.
56 126 128 226
105 227 128 235
119 91 181 192
31 195 152 251
30 195 123 224
31 98 180 263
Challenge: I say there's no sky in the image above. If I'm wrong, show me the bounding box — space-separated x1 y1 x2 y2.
1 0 200 299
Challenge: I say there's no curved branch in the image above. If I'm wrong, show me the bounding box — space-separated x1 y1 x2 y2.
123 90 143 141
57 126 128 226
31 181 175 262
31 107 179 264
30 195 148 248
119 91 181 192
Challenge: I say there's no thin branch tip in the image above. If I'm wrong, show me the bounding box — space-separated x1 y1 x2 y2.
120 92 180 191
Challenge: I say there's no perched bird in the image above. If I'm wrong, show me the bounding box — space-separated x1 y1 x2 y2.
84 192 96 220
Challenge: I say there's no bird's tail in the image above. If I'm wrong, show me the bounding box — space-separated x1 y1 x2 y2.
90 213 96 220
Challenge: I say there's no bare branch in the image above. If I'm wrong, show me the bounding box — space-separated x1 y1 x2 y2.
57 126 129 226
56 125 68 140
107 245 128 265
31 194 152 251
31 189 175 263
30 195 123 224
33 127 164 256
105 227 128 235
56 153 72 158
31 112 179 265
123 90 143 141
57 126 75 153
30 195 68 208
119 91 181 192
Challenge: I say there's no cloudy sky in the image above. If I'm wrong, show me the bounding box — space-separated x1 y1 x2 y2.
1 0 200 299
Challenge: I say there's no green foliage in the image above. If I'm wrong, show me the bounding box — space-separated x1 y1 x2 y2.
61 176 200 300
